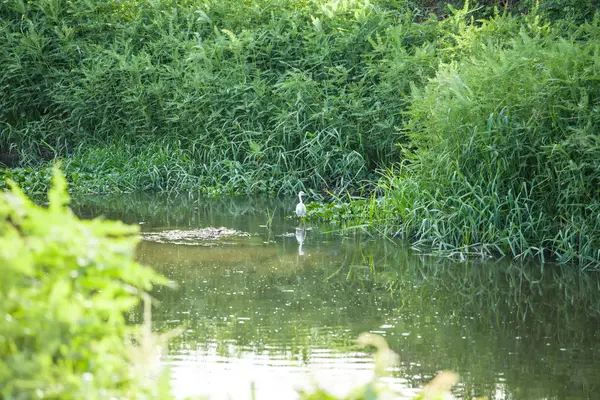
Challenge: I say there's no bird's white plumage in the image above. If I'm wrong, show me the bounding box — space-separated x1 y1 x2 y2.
295 191 306 218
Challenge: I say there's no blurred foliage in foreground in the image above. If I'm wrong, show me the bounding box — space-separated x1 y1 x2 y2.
299 333 460 400
0 164 171 399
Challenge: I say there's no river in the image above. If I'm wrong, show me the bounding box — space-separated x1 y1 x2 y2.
74 193 600 400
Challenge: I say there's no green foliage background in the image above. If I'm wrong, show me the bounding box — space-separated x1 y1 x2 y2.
2 0 590 194
1 0 431 194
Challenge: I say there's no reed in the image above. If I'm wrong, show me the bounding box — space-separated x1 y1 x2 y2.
1 0 430 194
320 18 600 267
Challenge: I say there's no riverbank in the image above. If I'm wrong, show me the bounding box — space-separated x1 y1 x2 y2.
2 0 599 266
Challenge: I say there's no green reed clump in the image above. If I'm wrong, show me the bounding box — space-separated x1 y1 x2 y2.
343 18 600 267
1 0 485 195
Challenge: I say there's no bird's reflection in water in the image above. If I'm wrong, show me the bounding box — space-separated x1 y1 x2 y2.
295 226 306 256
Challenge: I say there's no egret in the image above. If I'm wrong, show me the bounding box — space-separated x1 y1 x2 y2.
295 191 307 218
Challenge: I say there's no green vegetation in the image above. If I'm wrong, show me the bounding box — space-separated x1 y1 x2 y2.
382 25 600 266
2 0 600 265
0 165 172 398
309 12 600 267
2 0 424 195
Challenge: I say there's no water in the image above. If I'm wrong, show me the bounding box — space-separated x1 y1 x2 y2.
74 193 600 400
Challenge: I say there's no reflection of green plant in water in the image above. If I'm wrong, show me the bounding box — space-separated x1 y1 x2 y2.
72 192 288 228
0 165 171 398
145 233 600 399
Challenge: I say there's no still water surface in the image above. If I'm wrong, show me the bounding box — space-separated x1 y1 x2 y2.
74 194 600 400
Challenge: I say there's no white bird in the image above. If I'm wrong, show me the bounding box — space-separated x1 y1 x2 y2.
295 191 307 218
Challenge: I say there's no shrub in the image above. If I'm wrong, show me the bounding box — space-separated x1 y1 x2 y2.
0 0 443 194
380 20 600 266
0 164 170 398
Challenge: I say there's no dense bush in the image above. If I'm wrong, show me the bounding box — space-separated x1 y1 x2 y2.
6 0 591 195
0 165 170 398
1 0 437 194
341 18 600 267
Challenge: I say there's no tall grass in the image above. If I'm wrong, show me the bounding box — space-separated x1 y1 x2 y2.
336 17 600 267
5 0 586 195
1 0 441 194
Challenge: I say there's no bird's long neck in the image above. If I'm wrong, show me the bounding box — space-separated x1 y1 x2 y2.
298 193 304 204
